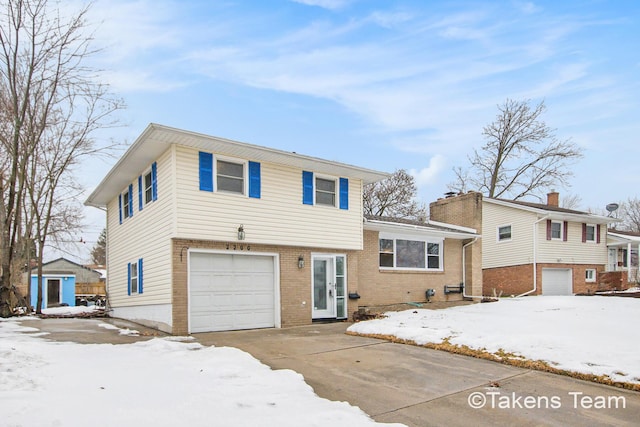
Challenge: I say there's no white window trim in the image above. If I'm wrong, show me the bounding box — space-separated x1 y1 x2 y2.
497 224 512 242
215 156 247 196
122 189 131 220
550 220 563 240
585 223 597 243
378 232 444 272
314 174 338 208
585 269 596 283
129 261 139 294
143 168 154 205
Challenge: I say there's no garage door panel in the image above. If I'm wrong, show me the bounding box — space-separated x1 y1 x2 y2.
189 253 277 333
542 268 572 296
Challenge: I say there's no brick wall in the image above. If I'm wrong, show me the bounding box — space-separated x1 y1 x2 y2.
483 263 605 296
171 239 359 335
354 230 466 305
429 192 483 297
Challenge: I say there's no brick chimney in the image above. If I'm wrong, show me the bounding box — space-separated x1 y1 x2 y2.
547 191 559 207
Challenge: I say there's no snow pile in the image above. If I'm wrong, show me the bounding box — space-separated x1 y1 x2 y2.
98 322 140 336
348 296 640 384
0 321 403 427
41 305 102 316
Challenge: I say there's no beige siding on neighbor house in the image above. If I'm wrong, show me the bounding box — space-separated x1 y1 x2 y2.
536 220 607 265
482 202 608 269
483 202 537 268
173 146 364 250
107 147 175 308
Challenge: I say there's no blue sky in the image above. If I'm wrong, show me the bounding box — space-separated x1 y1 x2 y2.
73 0 639 260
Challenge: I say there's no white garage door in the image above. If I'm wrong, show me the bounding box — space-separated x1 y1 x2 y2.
189 252 277 333
542 268 573 296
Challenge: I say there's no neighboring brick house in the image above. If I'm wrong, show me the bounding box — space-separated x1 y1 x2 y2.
430 191 617 296
85 124 479 334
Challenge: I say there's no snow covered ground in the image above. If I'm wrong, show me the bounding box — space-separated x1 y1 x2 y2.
0 320 403 427
348 296 640 385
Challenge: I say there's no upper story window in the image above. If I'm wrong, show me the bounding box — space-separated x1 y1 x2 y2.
315 177 336 206
302 171 348 210
199 152 261 199
123 189 131 219
379 236 443 271
498 225 512 242
585 224 595 242
550 221 562 240
217 159 244 194
144 170 153 204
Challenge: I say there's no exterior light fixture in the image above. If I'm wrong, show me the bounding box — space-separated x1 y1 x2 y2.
298 255 305 269
237 225 245 241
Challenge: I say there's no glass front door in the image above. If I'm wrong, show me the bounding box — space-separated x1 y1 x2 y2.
312 255 347 319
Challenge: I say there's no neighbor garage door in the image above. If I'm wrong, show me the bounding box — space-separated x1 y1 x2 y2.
189 252 277 333
541 268 572 296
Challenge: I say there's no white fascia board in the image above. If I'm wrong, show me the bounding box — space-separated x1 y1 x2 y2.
484 198 619 225
608 232 640 243
364 219 479 240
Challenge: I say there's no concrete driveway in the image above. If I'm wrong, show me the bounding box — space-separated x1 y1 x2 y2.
194 322 640 427
15 317 640 426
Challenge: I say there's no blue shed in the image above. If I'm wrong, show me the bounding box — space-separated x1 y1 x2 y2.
30 274 76 308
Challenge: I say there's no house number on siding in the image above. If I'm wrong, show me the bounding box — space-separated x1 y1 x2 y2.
226 243 251 251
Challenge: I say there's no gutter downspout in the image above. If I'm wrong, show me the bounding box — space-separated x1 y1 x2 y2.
517 215 550 298
462 238 483 299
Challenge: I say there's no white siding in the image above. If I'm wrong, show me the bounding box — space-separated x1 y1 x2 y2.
174 146 364 250
107 147 175 308
537 221 607 264
483 203 536 268
483 202 608 268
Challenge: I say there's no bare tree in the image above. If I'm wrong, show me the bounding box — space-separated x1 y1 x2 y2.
560 193 583 210
0 0 123 316
364 169 428 220
449 99 583 201
619 197 640 232
91 228 106 265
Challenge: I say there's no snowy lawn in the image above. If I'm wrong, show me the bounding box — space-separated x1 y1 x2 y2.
0 320 403 427
348 296 640 386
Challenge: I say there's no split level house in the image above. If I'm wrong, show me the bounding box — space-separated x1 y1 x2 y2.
85 124 480 334
430 191 619 296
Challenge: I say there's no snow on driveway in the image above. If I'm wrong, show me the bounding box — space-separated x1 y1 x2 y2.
348 296 640 385
0 320 403 427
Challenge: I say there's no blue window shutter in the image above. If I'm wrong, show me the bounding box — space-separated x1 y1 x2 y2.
302 171 314 205
339 178 349 210
128 184 134 217
248 161 261 199
138 258 143 294
138 175 143 211
199 152 213 192
118 194 123 224
127 263 131 296
151 162 158 201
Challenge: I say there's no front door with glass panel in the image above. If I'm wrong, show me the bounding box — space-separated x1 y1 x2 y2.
312 255 347 320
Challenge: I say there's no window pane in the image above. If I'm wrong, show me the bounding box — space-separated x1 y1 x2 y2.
336 256 345 275
337 298 345 318
123 191 130 218
218 176 244 193
427 256 440 269
336 277 345 296
380 253 394 267
316 191 335 206
551 222 562 239
396 239 425 268
130 264 138 293
217 160 243 178
145 172 153 203
380 239 394 253
499 226 511 240
427 243 439 255
586 225 595 241
316 178 335 192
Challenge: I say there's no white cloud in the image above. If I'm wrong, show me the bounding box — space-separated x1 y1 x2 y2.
409 155 447 188
291 0 351 11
